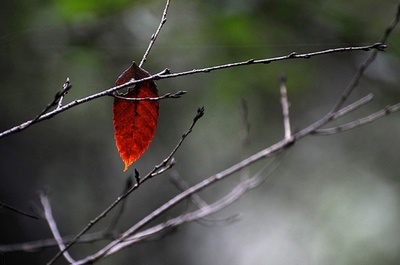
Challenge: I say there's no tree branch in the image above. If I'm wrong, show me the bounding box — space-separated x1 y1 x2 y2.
279 75 291 140
139 0 171 67
39 192 75 264
0 231 116 253
329 4 400 113
70 89 392 264
72 155 284 265
0 43 386 140
169 171 242 226
46 107 204 265
33 78 72 122
314 103 400 136
0 201 38 220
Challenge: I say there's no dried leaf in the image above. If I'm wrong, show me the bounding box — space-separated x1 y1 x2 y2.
113 62 159 171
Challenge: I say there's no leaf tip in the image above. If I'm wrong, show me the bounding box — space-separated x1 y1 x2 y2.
123 160 133 172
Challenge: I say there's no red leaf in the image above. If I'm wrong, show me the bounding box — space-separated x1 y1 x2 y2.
113 62 159 171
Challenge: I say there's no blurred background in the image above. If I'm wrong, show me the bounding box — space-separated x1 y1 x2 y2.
1 0 400 264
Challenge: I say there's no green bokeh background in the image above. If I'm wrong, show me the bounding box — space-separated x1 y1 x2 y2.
1 0 400 264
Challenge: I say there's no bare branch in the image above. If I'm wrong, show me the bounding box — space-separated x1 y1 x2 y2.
5 91 396 259
330 5 400 113
87 89 399 263
39 192 75 264
314 103 400 136
239 98 251 149
139 0 171 67
158 43 386 79
57 78 72 109
0 201 38 220
238 99 252 180
381 2 400 44
35 78 72 121
46 107 204 265
106 175 134 231
169 171 209 209
329 94 375 120
293 97 375 139
278 75 291 140
81 148 290 264
0 231 116 253
84 91 393 262
0 43 385 140
170 171 242 226
11 78 72 137
303 93 375 138
150 107 205 177
73 154 285 264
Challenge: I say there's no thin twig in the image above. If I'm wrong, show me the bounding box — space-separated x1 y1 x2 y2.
0 201 38 220
278 75 291 140
328 93 375 120
239 98 251 148
294 93 378 139
239 98 251 180
149 107 205 177
169 171 208 209
46 107 204 265
106 175 134 231
170 171 242 227
33 78 72 122
330 5 400 113
139 0 171 67
314 103 400 136
39 192 75 264
308 93 374 136
0 43 385 139
57 78 72 109
0 231 116 253
307 93 375 136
